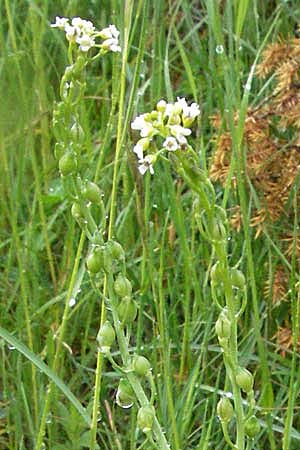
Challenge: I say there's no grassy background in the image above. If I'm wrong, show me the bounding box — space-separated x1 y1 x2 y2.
1 0 300 449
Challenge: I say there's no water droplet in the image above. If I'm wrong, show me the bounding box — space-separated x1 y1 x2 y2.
7 345 16 350
227 236 231 241
215 44 224 54
83 220 88 224
86 201 92 208
49 187 54 193
153 204 158 209
69 298 76 307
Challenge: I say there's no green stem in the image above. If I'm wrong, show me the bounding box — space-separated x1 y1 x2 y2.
35 232 86 450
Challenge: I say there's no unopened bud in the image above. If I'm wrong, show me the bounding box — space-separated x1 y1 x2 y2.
217 397 234 422
71 202 83 221
133 355 151 377
137 405 155 433
114 273 132 297
236 367 254 393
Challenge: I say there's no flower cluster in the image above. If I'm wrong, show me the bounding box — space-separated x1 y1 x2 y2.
131 97 200 175
51 17 121 53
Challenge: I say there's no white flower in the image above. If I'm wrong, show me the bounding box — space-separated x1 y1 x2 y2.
101 38 121 53
99 24 120 40
182 102 200 120
65 24 76 42
169 124 191 145
175 97 188 113
133 138 150 159
76 34 95 52
131 114 156 137
164 103 176 117
51 16 69 29
131 114 149 131
163 136 179 151
138 155 155 175
72 17 95 35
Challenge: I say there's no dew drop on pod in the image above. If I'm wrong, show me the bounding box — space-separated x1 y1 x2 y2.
245 415 261 438
133 355 151 377
59 151 77 175
96 321 115 353
235 367 254 393
86 247 104 273
117 296 137 324
137 405 155 433
114 273 132 297
217 397 234 423
116 379 135 409
82 181 102 204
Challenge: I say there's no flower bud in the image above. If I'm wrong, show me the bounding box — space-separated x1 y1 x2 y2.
236 367 254 393
217 397 234 423
86 248 104 273
70 121 84 141
137 405 155 433
59 152 77 175
114 273 132 297
133 355 151 377
245 415 260 438
230 268 246 289
156 99 167 112
97 321 115 352
215 309 231 339
82 181 102 204
116 379 135 409
107 240 125 261
117 296 137 324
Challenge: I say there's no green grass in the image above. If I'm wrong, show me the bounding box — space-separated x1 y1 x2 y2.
1 0 300 449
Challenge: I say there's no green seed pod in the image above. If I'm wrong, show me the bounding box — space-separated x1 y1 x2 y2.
54 142 65 160
210 262 225 284
236 367 254 393
230 268 246 289
70 121 84 142
245 415 260 438
133 355 151 377
215 309 231 339
116 379 135 409
117 296 137 324
71 202 83 221
59 152 77 175
102 244 113 273
107 240 125 261
82 181 102 204
114 273 132 297
97 321 115 352
217 397 234 423
86 248 104 273
211 219 227 241
137 405 155 433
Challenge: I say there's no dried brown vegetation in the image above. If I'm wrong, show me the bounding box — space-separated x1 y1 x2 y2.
210 36 300 352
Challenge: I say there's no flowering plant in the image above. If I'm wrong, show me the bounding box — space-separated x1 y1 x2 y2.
51 16 121 53
131 97 200 174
